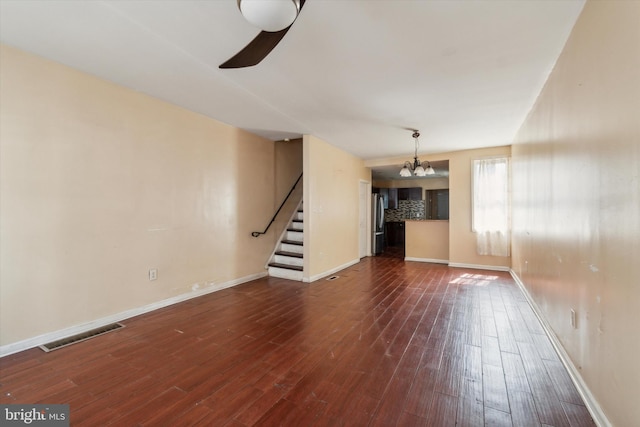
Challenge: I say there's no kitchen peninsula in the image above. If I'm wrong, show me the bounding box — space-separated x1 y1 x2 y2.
404 219 449 264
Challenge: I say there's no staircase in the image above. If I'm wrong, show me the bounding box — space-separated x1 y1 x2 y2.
268 202 304 281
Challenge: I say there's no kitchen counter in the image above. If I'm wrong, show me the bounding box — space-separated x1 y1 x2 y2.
404 219 449 222
386 219 449 222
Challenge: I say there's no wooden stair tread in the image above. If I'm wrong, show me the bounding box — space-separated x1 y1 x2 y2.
275 251 303 258
281 239 303 246
268 263 303 271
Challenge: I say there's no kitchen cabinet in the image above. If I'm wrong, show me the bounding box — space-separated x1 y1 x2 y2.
385 223 394 247
385 221 405 247
425 189 450 220
387 188 398 209
398 187 422 201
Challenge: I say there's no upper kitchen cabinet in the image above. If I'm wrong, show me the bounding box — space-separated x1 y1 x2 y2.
426 189 450 220
388 188 398 209
398 187 422 201
373 187 398 209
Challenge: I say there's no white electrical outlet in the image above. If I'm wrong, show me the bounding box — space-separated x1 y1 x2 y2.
570 309 577 329
149 268 158 281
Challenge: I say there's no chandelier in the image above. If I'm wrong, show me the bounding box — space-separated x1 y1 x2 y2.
399 131 435 177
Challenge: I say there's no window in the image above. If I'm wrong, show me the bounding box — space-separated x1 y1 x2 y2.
472 157 510 257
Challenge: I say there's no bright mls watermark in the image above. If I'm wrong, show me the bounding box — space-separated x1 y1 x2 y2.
1 405 69 426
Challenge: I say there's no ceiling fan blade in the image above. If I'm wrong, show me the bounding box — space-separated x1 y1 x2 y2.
219 28 290 69
219 0 306 69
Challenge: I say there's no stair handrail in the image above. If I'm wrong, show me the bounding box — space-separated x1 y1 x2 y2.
251 173 303 237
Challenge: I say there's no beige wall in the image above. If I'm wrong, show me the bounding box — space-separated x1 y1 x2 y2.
272 139 303 241
275 138 303 202
0 45 280 348
511 1 640 425
448 146 511 269
303 135 370 281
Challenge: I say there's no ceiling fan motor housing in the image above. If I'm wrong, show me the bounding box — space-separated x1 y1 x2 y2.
238 0 300 32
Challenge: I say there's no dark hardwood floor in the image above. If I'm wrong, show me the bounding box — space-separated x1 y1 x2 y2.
0 256 595 426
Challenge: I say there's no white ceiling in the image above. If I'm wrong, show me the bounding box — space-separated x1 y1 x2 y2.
0 0 584 161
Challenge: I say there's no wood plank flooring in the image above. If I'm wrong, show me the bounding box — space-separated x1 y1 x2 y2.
0 256 595 426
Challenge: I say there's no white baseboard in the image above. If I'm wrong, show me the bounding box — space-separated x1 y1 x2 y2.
303 258 360 283
448 262 510 272
404 257 449 264
0 271 267 358
509 270 610 427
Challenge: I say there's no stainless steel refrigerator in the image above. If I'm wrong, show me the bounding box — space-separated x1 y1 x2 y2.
372 194 385 255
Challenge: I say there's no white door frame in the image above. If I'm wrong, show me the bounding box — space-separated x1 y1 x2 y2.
359 180 371 258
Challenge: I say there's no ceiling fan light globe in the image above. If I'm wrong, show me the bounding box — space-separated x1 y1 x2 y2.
238 0 299 32
400 166 412 177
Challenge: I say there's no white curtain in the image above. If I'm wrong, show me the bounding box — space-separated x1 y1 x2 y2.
473 158 510 257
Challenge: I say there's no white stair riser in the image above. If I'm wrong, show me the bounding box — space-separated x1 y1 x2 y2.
281 243 303 254
295 212 303 221
268 267 304 281
286 231 303 241
274 255 303 267
290 222 303 231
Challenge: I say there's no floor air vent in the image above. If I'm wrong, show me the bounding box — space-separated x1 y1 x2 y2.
326 275 340 281
39 323 125 352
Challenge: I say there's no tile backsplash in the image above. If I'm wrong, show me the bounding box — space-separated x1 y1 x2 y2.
385 200 425 221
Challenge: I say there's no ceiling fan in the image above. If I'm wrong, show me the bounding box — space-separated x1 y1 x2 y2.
219 0 306 69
